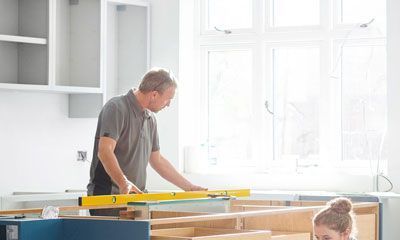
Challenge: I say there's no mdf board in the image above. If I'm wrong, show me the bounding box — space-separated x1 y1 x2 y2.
289 201 325 207
151 211 236 230
231 200 275 206
243 211 314 233
231 205 289 212
356 214 376 240
231 200 325 208
272 231 310 240
151 227 271 240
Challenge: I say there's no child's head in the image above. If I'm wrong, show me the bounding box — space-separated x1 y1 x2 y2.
313 197 356 240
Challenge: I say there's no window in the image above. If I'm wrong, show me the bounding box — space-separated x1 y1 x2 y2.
182 0 386 175
339 0 385 26
340 41 386 164
207 0 253 30
205 48 257 170
271 0 320 27
272 46 321 164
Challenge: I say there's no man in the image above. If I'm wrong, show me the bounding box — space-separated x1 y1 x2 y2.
87 68 205 216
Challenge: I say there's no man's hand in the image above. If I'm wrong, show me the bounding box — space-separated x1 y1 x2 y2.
118 178 143 194
184 184 208 191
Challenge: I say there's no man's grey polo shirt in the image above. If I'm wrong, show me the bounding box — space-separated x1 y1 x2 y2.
87 89 159 195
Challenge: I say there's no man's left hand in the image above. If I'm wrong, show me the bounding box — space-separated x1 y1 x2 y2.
185 184 208 191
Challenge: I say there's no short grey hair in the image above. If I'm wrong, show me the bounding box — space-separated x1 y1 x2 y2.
138 68 177 94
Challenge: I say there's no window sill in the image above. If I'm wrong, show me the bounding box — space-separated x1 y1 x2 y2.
183 171 375 192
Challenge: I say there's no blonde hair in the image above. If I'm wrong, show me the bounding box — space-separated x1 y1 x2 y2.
313 197 357 238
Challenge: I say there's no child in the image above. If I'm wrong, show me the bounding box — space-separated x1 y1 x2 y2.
313 197 357 240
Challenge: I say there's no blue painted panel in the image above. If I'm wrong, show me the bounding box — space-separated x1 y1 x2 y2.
0 218 63 240
19 219 63 240
0 218 150 240
0 224 6 239
62 219 150 240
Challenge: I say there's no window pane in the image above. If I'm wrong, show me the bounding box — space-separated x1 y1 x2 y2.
273 47 320 162
341 45 386 162
208 50 253 167
208 0 252 30
272 0 319 27
340 0 386 33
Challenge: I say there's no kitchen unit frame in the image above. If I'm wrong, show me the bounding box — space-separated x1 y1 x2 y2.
0 198 379 240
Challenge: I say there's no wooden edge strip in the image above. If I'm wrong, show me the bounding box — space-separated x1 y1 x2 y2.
59 215 122 220
0 201 377 217
0 204 128 215
150 205 323 225
150 202 379 226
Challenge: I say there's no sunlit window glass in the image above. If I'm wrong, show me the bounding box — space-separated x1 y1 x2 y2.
208 0 252 30
273 47 320 163
341 44 386 162
208 50 254 167
272 0 319 27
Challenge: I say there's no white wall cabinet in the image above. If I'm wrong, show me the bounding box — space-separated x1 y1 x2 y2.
0 0 150 118
0 0 49 89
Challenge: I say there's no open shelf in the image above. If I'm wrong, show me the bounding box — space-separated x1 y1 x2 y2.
0 0 48 39
105 1 149 101
0 0 49 86
0 42 48 85
0 35 47 45
69 0 149 118
54 0 101 88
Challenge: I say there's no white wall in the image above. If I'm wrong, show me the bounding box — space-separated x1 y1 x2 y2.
0 90 96 195
387 0 400 193
384 0 400 239
0 0 181 196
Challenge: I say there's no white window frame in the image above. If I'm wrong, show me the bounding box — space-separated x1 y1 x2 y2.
266 41 325 168
200 0 261 36
181 0 386 177
333 37 387 172
199 44 267 173
266 0 324 32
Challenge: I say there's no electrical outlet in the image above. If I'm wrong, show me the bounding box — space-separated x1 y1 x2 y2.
77 151 87 162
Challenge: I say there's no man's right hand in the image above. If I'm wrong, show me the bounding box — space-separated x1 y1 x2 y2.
119 178 143 194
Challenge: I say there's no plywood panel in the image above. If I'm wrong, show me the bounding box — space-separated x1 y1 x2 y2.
231 200 273 206
244 211 314 233
356 214 376 240
151 211 236 230
151 227 271 240
230 205 288 212
272 231 310 240
290 201 325 207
